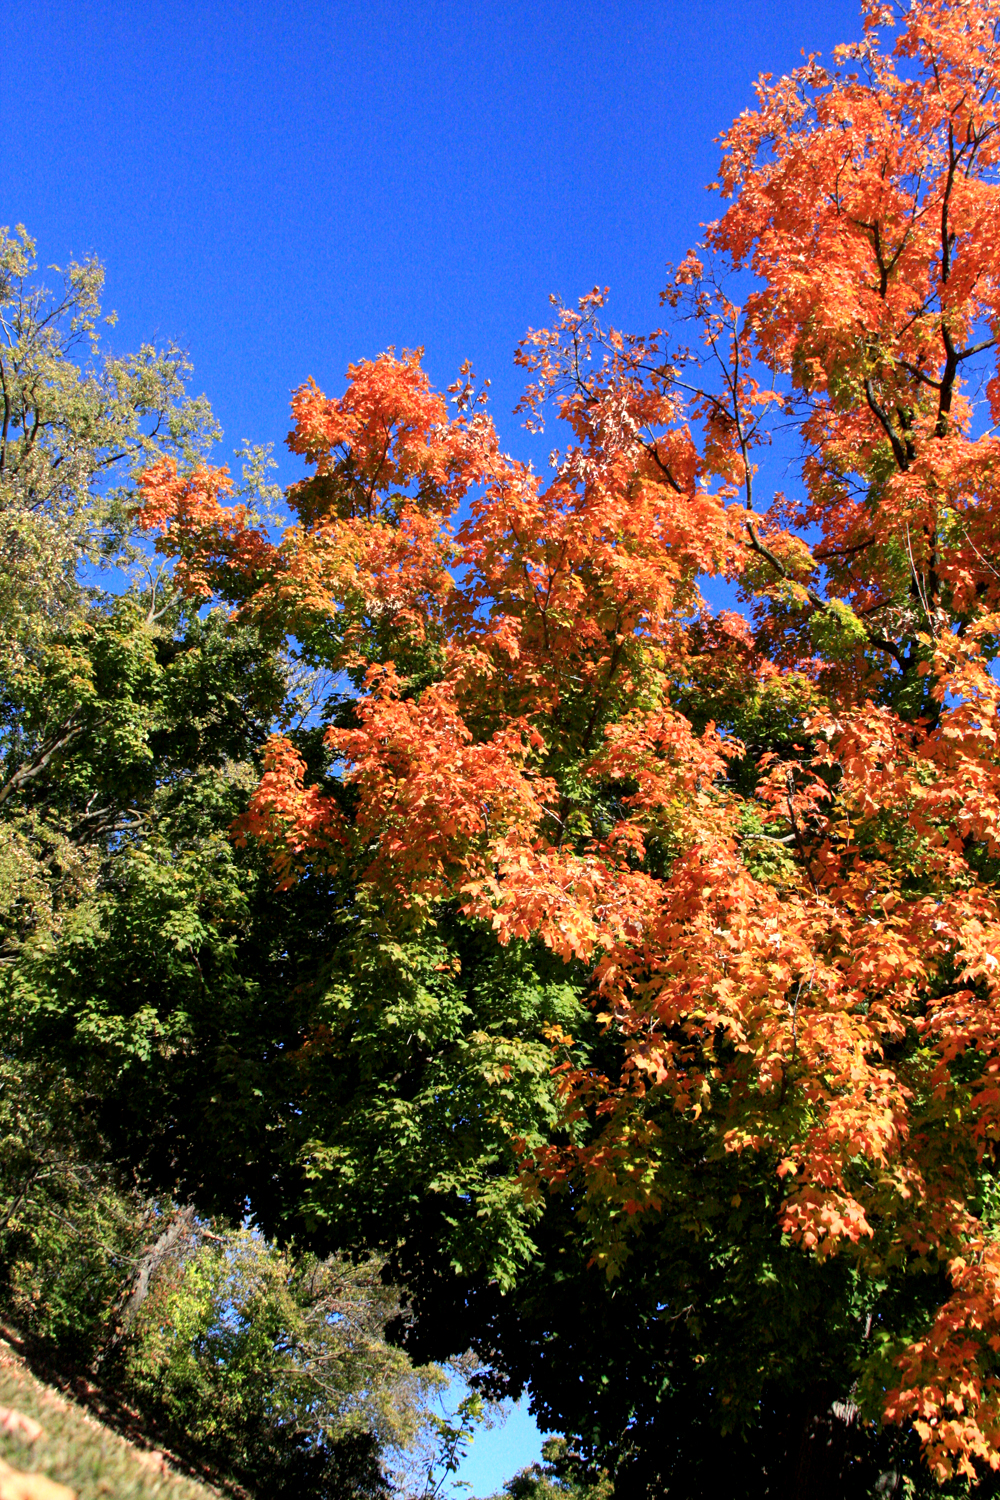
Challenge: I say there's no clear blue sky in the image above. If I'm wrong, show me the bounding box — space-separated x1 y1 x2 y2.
9 0 861 488
6 1 864 1491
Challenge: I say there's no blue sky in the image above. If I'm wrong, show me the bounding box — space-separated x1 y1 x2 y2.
7 0 867 1491
10 0 861 489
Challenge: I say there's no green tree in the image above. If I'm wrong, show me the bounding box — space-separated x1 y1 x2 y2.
488 1439 611 1500
122 1227 445 1499
0 234 454 1499
0 224 215 663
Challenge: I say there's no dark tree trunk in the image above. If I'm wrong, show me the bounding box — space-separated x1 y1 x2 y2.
776 1390 901 1500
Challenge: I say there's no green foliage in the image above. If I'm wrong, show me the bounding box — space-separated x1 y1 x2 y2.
418 1390 485 1498
288 924 593 1281
122 1230 444 1498
0 1054 147 1356
0 1052 451 1495
0 224 216 666
0 234 458 1499
489 1438 611 1500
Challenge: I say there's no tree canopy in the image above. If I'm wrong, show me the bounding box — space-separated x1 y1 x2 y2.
0 232 456 1498
11 0 1000 1494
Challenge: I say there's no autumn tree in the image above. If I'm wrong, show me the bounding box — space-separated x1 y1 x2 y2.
23 0 1000 1493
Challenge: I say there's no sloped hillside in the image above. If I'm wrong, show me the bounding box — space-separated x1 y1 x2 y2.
0 1337 222 1500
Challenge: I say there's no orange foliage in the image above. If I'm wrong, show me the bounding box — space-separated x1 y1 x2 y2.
137 0 1000 1477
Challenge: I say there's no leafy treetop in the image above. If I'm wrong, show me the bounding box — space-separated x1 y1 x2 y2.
136 0 1000 1482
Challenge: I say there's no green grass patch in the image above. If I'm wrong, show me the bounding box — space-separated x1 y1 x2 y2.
0 1340 223 1500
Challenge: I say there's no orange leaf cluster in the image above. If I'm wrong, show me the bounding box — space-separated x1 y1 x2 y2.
137 0 1000 1476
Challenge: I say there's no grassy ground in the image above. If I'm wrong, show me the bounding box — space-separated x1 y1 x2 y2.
0 1337 222 1500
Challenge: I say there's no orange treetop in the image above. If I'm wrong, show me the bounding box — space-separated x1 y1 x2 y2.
137 0 1000 1477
